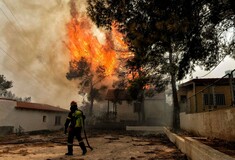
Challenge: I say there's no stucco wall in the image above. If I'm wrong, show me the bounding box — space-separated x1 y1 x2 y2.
0 99 16 126
145 99 169 125
116 100 169 125
117 101 138 122
12 109 67 132
0 99 68 133
180 108 235 141
194 86 231 112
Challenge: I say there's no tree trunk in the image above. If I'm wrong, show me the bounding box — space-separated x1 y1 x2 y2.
138 90 145 124
141 98 145 123
89 83 94 116
171 73 180 130
169 51 180 130
89 96 94 116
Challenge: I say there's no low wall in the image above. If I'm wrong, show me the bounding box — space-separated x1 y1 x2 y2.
180 107 235 141
164 127 235 160
0 126 14 136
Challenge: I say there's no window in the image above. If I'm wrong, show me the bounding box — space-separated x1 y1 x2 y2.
43 116 47 122
55 116 61 126
203 94 225 105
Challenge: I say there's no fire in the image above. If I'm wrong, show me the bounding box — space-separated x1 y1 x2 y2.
66 16 119 76
111 22 128 49
111 22 133 60
66 0 133 79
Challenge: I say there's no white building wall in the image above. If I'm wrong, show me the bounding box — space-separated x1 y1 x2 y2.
144 92 172 126
180 108 235 141
117 101 138 122
0 99 68 133
115 94 169 125
144 99 166 125
0 99 16 126
107 92 168 125
12 110 67 132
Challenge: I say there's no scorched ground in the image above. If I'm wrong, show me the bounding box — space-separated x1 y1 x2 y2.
0 130 187 160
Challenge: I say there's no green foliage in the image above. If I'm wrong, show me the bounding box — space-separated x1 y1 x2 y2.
87 85 108 102
87 0 235 80
128 76 147 100
0 74 31 102
66 57 91 80
0 75 12 91
144 88 156 98
87 0 235 127
66 57 108 115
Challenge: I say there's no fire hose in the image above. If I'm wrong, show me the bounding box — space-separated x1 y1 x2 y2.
82 114 93 150
50 130 93 151
83 126 93 150
50 121 93 150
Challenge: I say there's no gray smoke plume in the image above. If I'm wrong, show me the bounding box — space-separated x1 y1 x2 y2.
0 0 88 108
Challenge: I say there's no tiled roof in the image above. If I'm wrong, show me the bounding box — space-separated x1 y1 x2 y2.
105 89 131 101
105 89 165 101
144 92 165 100
179 78 234 87
16 101 69 113
0 97 16 101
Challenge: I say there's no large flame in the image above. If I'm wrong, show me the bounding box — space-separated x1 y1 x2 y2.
111 22 133 60
66 0 133 79
66 16 120 76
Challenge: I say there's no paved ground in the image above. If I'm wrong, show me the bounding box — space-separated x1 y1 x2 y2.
0 130 187 160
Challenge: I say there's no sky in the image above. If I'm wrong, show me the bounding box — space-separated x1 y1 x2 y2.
0 0 234 109
183 56 235 81
0 0 87 108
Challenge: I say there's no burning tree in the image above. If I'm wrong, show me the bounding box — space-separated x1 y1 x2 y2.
64 0 118 116
66 57 107 116
64 0 133 117
86 0 235 130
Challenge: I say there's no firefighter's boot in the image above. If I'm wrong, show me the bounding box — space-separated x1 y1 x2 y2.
79 142 87 155
65 145 73 156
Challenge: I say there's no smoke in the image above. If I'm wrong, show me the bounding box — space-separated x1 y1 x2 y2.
0 0 89 108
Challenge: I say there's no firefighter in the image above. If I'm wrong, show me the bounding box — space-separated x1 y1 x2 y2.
64 101 87 156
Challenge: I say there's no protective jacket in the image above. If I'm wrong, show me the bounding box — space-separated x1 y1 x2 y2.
64 108 87 155
64 109 85 131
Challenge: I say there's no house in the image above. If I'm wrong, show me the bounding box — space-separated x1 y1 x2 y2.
178 77 235 141
105 89 135 123
105 89 169 126
178 78 235 113
0 98 69 135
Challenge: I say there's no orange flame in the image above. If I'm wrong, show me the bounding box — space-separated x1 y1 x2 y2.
66 10 134 81
66 16 118 76
111 22 134 59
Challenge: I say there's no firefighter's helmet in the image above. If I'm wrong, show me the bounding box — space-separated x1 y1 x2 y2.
70 101 78 112
70 101 77 106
